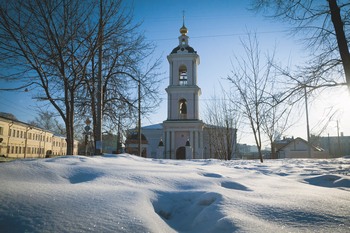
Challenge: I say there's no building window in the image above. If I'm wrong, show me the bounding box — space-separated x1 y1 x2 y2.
0 126 3 135
179 99 187 119
179 65 187 85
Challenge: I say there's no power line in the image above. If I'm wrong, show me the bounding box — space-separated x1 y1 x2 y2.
0 95 37 120
148 29 291 42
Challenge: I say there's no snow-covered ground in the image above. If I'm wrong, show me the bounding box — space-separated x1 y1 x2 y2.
0 154 349 233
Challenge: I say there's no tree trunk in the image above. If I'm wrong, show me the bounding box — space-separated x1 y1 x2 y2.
64 111 74 155
64 89 75 155
328 0 350 87
226 121 231 160
257 146 263 163
65 124 74 155
271 141 276 159
95 0 104 155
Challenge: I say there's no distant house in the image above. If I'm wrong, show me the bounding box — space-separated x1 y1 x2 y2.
311 133 350 158
275 137 329 159
125 132 148 157
235 144 272 160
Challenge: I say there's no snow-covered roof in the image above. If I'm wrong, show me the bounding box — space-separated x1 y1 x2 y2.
277 137 325 152
141 123 163 130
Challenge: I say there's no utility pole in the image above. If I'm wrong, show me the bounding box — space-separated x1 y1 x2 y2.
337 120 341 156
95 0 103 155
117 115 121 153
304 85 311 158
138 80 141 157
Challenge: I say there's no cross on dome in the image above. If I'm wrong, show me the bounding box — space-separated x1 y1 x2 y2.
170 11 197 54
180 10 188 35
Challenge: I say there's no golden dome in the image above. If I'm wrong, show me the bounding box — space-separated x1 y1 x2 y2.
180 24 188 35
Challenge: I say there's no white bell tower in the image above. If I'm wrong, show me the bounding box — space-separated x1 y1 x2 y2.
163 20 204 159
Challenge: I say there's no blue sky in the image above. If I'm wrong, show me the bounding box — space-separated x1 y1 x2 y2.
129 0 350 145
1 0 349 146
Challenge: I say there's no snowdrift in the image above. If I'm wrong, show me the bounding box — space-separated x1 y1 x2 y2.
0 154 349 232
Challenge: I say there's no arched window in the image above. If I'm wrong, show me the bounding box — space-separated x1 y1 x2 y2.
179 65 187 85
179 99 187 119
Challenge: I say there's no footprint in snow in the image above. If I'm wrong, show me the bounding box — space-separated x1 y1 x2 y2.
200 172 223 178
221 181 252 191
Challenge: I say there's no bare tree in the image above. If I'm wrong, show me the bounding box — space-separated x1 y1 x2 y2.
74 1 162 151
28 110 65 135
0 0 161 155
204 88 240 160
0 112 17 121
260 91 294 159
252 0 350 89
0 0 96 155
227 33 291 162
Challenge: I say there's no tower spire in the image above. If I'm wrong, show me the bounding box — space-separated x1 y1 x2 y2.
180 10 188 35
182 10 185 26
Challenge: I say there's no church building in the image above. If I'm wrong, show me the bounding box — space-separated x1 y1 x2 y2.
126 22 237 160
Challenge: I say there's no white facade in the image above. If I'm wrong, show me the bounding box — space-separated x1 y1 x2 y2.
162 23 204 160
138 23 236 160
141 124 163 158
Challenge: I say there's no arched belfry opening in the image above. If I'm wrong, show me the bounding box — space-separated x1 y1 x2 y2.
179 65 187 85
179 99 187 119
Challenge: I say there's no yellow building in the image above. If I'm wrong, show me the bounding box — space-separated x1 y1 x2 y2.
0 116 78 158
